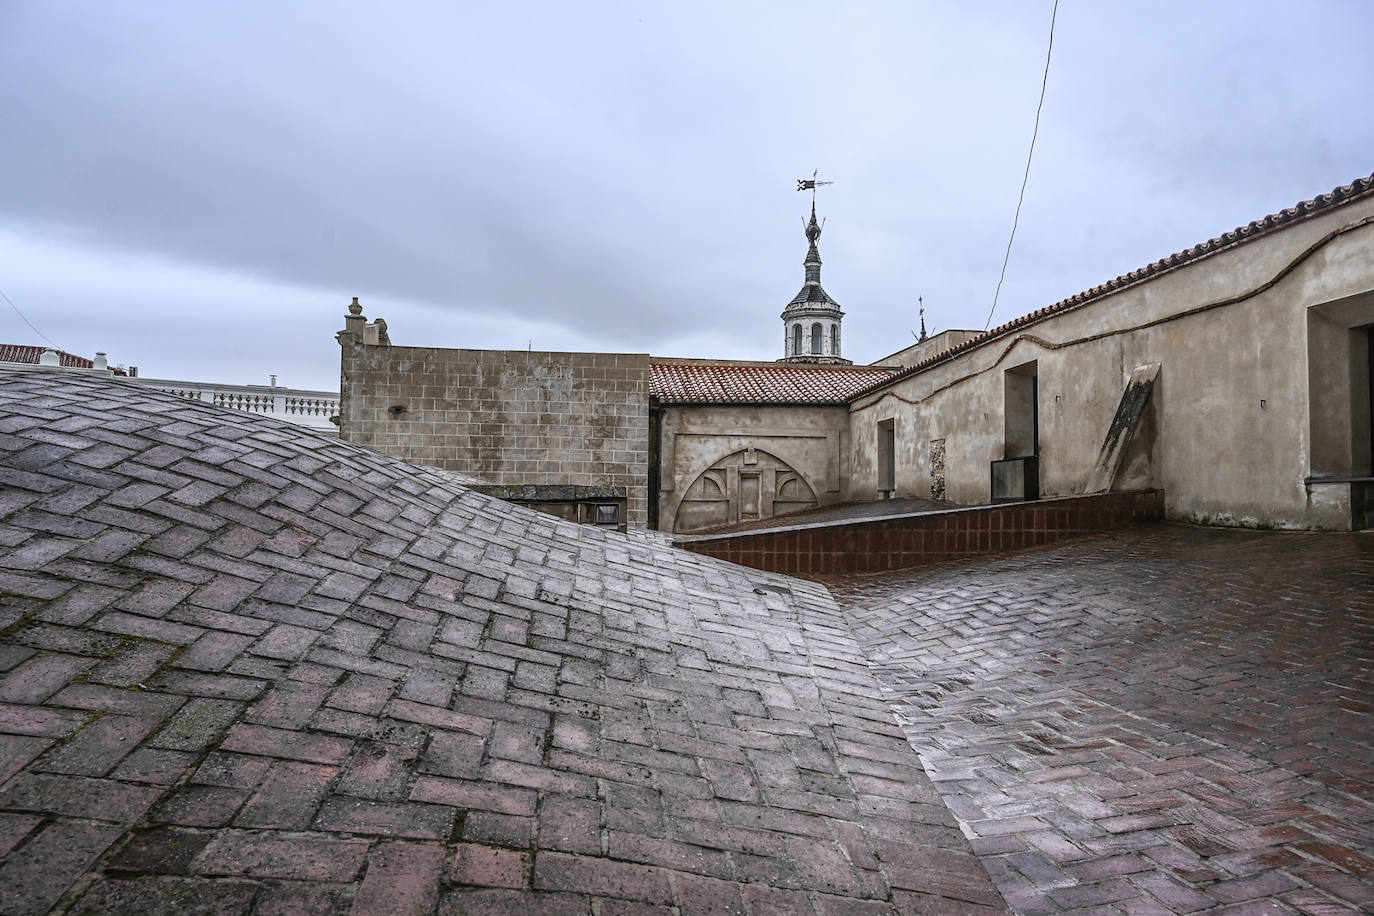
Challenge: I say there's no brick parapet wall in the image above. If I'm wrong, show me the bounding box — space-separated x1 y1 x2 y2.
340 341 650 528
675 490 1164 577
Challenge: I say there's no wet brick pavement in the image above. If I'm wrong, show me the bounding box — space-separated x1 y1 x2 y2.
829 526 1374 914
0 367 1006 915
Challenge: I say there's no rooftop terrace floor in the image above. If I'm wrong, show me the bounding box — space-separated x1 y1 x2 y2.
829 525 1374 913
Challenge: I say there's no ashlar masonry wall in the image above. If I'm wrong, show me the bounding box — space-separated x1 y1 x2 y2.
338 311 650 528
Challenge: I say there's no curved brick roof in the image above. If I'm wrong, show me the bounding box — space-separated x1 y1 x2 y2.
850 172 1374 400
651 361 893 404
0 367 998 913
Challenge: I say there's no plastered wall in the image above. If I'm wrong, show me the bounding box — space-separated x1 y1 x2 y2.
847 194 1374 530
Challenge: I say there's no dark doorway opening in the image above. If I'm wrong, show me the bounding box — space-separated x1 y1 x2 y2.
997 361 1040 502
877 418 896 496
1004 360 1039 459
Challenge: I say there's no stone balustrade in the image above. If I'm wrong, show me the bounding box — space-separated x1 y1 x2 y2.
129 378 341 433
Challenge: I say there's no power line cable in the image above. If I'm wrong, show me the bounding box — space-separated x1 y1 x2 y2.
984 0 1059 331
0 285 60 350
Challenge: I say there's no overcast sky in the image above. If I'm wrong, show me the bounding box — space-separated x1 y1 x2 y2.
2 1 1371 391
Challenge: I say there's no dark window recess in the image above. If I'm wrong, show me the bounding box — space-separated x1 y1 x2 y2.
877 418 896 494
1004 361 1039 459
991 456 1039 502
595 504 620 527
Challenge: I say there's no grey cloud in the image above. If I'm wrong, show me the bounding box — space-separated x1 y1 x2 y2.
1 0 1372 383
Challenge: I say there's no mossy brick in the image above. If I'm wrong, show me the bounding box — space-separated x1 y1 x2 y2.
0 652 98 704
0 735 53 784
219 722 352 764
149 697 245 751
0 771 162 823
190 830 368 880
0 820 127 915
532 852 673 905
354 841 447 914
33 714 160 776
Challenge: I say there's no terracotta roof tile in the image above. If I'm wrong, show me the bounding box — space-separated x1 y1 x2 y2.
0 343 94 368
651 361 893 404
850 172 1374 400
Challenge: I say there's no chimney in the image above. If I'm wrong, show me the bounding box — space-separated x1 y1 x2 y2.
39 348 59 367
93 352 108 371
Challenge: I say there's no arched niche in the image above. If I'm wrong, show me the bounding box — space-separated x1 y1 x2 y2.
674 447 818 532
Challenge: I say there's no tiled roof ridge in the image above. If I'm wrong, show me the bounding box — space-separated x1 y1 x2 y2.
0 343 94 368
650 360 894 404
848 172 1374 400
651 357 890 373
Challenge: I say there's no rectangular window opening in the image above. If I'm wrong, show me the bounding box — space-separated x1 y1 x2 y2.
877 418 896 495
1003 360 1039 459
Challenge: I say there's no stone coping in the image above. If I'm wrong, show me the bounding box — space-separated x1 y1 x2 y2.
675 490 1157 544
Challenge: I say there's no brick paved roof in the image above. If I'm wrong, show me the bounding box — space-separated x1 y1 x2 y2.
0 366 1003 913
831 527 1374 912
851 172 1374 400
651 360 893 404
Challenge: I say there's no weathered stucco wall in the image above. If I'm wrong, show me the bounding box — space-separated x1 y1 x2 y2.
848 194 1374 530
657 404 850 532
339 323 650 528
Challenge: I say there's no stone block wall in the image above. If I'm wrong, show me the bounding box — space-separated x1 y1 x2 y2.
339 320 650 528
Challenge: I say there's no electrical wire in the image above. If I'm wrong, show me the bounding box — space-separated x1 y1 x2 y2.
0 286 60 350
984 0 1059 332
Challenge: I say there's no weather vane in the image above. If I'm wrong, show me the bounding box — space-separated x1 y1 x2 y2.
913 296 928 342
796 169 835 206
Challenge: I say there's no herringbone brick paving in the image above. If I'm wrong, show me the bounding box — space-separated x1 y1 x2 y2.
0 367 1006 914
828 527 1374 914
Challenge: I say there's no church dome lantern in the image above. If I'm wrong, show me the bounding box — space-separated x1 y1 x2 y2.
779 176 850 365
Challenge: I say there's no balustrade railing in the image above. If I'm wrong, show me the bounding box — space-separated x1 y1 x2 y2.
136 379 340 433
0 360 342 435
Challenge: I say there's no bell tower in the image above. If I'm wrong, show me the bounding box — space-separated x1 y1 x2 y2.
779 198 849 365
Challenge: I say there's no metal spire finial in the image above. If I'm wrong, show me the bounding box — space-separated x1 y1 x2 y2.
913 297 929 342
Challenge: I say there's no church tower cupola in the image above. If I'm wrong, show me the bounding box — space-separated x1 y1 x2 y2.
780 196 850 365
